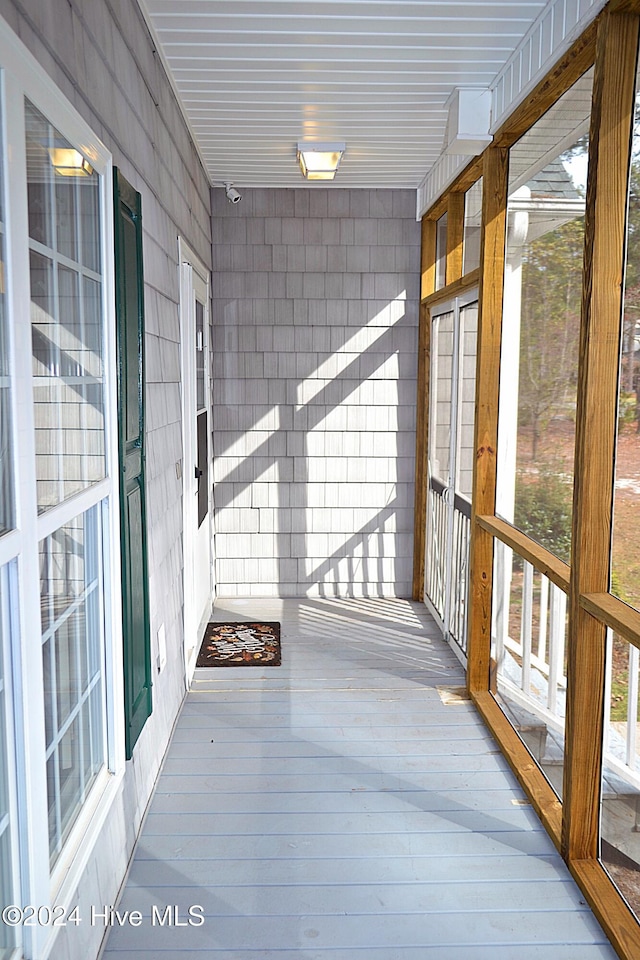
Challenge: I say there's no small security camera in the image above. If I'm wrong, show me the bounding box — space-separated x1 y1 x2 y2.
224 183 242 203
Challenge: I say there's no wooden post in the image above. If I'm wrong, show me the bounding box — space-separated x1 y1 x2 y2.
420 217 437 301
562 10 640 863
413 219 437 600
467 146 509 693
446 192 465 284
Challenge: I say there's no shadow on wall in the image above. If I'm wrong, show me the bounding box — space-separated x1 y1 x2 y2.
210 187 420 599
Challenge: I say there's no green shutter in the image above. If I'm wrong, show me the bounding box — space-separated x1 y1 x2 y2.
113 168 152 759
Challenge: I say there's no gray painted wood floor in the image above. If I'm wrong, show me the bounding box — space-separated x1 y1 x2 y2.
102 598 618 959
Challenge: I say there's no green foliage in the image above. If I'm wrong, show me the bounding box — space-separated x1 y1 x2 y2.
514 465 572 563
626 160 640 291
618 391 637 430
610 678 629 722
518 218 583 459
611 569 625 600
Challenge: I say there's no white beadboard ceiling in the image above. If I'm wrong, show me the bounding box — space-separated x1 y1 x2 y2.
141 0 550 189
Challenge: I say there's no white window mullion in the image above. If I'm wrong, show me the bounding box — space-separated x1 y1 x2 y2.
3 71 51 959
36 477 111 543
0 529 20 569
94 153 123 778
0 562 23 960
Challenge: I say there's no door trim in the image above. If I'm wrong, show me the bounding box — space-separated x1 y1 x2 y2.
178 239 213 687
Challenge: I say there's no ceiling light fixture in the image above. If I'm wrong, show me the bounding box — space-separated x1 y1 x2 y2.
297 142 345 181
48 147 94 177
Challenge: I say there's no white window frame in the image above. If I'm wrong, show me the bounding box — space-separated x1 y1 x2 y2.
0 16 124 959
0 560 22 960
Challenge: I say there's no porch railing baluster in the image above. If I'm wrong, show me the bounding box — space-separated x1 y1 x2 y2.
521 560 533 696
627 644 639 770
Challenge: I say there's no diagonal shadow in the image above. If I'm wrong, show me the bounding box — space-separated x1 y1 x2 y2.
213 322 401 509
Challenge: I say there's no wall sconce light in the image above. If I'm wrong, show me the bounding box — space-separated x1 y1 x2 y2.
297 142 345 181
48 147 94 177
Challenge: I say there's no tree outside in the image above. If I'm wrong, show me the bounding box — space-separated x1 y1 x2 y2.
518 216 583 465
510 204 583 562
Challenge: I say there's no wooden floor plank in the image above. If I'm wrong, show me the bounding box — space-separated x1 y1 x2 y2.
98 948 622 959
126 852 582 887
149 788 529 816
165 737 498 759
102 909 610 951
145 771 532 795
161 753 512 776
134 829 558 861
143 805 545 833
116 879 591 914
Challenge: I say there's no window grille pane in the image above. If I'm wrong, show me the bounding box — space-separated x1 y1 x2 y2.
40 504 106 867
456 301 478 498
0 94 12 538
435 212 447 290
0 563 17 959
463 178 482 275
196 299 205 411
0 830 15 959
601 632 640 919
429 310 454 483
26 99 106 513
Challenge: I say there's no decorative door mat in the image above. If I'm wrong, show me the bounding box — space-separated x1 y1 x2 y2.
196 622 281 667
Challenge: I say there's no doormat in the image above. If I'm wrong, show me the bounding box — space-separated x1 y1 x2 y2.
196 622 281 667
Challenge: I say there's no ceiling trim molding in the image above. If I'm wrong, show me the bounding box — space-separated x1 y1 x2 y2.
417 0 606 218
136 0 213 187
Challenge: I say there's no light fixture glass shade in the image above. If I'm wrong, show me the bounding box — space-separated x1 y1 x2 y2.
297 142 345 180
48 147 94 177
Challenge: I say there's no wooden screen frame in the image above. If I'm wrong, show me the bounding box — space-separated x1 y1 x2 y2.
413 5 640 958
412 187 480 599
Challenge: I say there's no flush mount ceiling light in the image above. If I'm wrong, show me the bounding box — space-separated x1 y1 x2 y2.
48 147 94 177
297 142 345 181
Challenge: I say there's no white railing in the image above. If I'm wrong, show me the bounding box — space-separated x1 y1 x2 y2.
494 542 640 793
449 494 471 653
603 631 640 788
426 478 471 655
426 479 448 623
494 550 567 734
